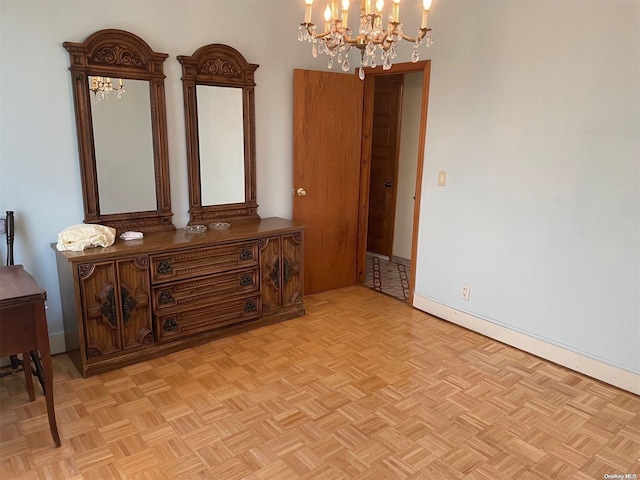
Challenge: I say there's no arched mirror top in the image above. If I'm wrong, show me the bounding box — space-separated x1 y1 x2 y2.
178 44 259 225
63 29 174 234
179 43 258 87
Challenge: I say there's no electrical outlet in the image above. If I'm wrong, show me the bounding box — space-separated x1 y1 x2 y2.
461 284 470 301
437 171 447 186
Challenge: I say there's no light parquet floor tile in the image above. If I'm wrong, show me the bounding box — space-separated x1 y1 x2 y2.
1 285 639 479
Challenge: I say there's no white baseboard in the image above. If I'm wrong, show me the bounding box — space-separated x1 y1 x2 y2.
49 331 67 356
413 295 640 395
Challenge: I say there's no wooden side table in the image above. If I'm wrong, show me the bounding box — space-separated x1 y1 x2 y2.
0 265 61 447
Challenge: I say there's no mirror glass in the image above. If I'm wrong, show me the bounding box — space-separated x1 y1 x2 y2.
64 29 174 233
90 78 157 214
197 85 245 206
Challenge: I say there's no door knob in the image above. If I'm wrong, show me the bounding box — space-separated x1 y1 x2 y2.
384 181 393 187
296 188 307 196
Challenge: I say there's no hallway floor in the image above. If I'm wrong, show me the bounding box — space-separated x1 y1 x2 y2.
363 253 410 302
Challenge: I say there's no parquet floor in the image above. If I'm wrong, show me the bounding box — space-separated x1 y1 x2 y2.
1 286 639 479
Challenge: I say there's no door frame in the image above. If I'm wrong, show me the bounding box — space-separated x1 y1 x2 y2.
356 60 431 306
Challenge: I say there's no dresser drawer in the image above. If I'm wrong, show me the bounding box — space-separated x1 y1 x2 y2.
155 295 261 340
152 267 259 311
150 241 259 284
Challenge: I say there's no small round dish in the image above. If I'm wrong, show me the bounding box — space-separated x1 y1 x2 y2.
210 222 230 231
185 224 207 234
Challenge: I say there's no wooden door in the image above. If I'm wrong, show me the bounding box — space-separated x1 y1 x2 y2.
366 75 403 257
293 69 364 294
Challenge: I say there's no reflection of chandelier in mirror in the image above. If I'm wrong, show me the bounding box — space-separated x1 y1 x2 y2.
89 76 125 102
299 0 433 79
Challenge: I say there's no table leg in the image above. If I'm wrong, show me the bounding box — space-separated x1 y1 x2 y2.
34 303 60 448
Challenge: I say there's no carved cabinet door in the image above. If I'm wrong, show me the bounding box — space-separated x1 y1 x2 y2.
260 236 281 313
259 232 304 312
281 233 303 308
78 257 152 360
117 257 153 349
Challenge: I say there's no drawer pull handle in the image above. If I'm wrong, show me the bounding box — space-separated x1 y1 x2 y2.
159 290 174 305
244 300 257 313
157 260 173 275
120 286 137 326
99 286 118 328
239 247 253 260
163 318 178 332
270 258 280 289
240 274 253 286
283 257 294 289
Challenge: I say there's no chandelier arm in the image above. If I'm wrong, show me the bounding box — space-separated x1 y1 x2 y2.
401 28 429 44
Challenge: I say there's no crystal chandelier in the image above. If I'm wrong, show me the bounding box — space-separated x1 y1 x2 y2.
298 0 433 79
89 76 125 103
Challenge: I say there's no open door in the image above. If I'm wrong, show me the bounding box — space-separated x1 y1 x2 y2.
294 61 431 303
293 69 364 294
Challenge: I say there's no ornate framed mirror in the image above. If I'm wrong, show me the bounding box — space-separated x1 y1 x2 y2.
63 29 174 233
178 44 259 224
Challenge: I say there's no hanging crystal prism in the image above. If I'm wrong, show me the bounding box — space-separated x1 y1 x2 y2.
425 30 433 46
383 52 392 70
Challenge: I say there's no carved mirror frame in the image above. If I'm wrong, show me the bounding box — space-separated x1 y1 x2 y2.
63 29 174 233
178 44 259 224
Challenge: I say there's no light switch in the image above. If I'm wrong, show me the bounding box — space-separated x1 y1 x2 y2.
438 171 447 186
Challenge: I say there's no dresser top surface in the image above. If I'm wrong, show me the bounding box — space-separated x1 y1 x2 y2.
53 217 303 262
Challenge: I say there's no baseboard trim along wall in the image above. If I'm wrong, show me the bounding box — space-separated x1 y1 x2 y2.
413 295 640 395
49 331 66 356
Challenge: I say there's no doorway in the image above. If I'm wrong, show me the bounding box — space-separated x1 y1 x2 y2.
362 71 425 303
292 62 431 305
356 61 431 307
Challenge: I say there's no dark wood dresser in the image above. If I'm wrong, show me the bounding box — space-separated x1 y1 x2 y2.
53 218 304 376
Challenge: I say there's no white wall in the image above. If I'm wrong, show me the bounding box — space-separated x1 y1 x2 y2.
414 0 640 379
1 0 638 388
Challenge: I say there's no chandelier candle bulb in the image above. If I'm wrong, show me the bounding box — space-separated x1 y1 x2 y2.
392 0 400 22
421 0 432 28
324 5 332 30
305 0 313 23
342 0 349 28
331 0 338 19
376 0 384 14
